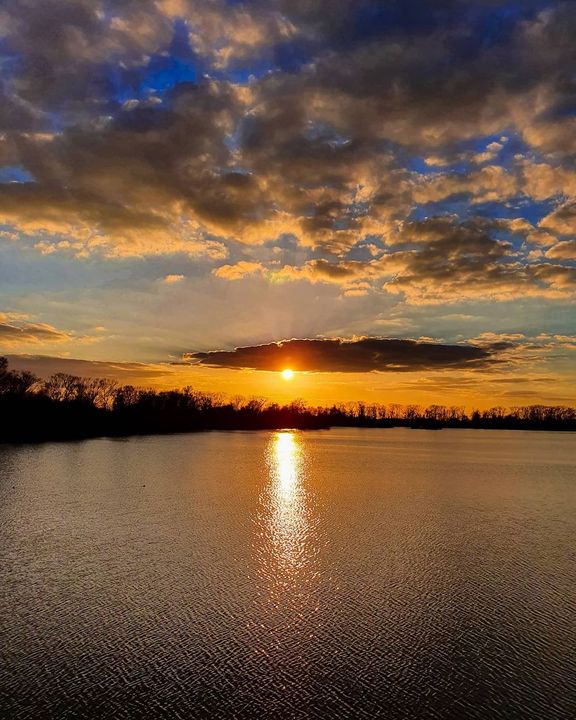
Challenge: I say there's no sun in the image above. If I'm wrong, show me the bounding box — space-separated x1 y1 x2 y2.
281 368 294 380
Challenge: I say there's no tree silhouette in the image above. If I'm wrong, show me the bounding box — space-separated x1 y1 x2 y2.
0 356 574 443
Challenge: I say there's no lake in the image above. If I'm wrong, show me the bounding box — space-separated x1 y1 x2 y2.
1 428 575 719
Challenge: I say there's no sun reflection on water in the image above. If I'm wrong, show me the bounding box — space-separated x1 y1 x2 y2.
264 431 312 585
274 432 299 502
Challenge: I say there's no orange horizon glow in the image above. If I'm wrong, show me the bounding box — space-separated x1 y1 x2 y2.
4 356 575 411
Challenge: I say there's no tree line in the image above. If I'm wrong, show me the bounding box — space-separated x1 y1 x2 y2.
0 357 574 442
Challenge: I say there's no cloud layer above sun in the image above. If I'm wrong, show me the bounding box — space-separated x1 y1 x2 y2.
0 0 574 405
188 338 502 373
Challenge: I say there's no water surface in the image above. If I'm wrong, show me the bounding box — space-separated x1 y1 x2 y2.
1 429 575 719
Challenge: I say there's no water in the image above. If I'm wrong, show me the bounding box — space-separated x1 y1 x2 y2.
1 428 575 719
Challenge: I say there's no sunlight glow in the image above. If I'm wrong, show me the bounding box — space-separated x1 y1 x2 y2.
281 368 294 380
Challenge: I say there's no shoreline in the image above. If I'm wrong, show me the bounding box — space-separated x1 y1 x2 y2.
2 422 575 446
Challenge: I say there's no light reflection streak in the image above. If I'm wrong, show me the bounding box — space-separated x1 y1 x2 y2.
264 431 311 586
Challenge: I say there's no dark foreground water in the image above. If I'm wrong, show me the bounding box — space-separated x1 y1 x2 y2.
1 429 575 719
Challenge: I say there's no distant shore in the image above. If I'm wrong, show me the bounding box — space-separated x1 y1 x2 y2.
1 357 574 443
2 423 575 446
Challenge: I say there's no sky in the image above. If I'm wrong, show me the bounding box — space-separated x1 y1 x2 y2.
0 0 575 408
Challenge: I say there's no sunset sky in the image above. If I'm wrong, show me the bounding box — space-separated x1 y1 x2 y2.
1 0 575 408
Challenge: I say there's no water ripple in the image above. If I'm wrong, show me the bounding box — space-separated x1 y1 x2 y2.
1 429 575 719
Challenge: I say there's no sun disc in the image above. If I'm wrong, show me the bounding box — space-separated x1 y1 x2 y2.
281 368 294 380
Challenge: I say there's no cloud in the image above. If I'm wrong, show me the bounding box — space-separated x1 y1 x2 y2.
413 166 518 205
213 261 265 280
473 141 504 165
0 2 574 255
162 274 185 284
0 0 575 321
522 163 576 201
0 0 171 112
0 319 71 348
0 180 230 259
5 354 175 383
159 0 298 71
540 202 576 236
187 337 502 373
273 259 370 284
240 216 576 303
0 311 103 350
545 240 576 260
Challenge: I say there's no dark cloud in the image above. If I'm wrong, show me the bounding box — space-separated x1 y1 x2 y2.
188 337 502 373
0 0 170 113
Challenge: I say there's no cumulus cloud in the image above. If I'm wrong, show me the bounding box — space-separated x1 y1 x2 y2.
377 217 576 303
159 0 298 71
213 261 265 280
187 337 503 373
540 202 576 236
522 163 576 200
229 216 575 303
273 259 370 284
413 166 518 205
0 0 575 302
545 241 576 260
163 274 185 284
